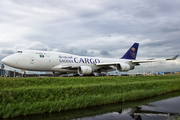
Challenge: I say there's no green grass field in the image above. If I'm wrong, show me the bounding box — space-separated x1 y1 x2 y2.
0 75 180 118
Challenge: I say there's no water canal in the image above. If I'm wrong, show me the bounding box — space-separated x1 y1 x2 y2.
5 91 180 120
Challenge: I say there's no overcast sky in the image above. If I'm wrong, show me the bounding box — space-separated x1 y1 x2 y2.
0 0 180 73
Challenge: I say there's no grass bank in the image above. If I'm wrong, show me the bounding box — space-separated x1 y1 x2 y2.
0 75 180 118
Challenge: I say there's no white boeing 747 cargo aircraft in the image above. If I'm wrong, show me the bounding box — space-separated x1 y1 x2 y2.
1 43 178 76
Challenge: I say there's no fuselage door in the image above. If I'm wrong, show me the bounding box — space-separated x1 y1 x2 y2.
30 57 34 64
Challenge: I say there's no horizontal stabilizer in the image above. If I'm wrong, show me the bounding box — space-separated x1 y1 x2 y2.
166 55 179 60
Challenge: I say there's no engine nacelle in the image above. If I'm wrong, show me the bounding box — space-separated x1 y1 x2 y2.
116 63 132 71
78 66 93 75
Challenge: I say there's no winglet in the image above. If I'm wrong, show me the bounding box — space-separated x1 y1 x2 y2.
121 43 139 60
166 55 179 60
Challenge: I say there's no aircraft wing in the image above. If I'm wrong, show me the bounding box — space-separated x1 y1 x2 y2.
132 55 179 64
96 55 179 66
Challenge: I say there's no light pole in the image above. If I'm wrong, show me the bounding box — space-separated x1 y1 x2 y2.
1 64 4 77
14 70 16 77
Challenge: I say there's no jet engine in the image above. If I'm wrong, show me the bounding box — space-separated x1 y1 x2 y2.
116 63 134 71
78 66 93 75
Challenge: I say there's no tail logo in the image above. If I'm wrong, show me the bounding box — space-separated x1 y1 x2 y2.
130 47 136 58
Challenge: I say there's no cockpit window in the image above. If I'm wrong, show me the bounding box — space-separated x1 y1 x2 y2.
17 51 22 53
39 55 44 58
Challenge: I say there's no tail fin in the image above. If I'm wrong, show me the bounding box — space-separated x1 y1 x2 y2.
121 43 139 60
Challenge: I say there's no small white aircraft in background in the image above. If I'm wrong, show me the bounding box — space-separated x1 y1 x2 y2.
1 43 178 76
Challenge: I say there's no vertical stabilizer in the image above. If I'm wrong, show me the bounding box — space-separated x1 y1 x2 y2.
121 43 139 60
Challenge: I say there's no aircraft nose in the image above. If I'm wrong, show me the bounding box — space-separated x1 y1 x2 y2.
1 57 8 64
1 56 11 65
1 55 18 66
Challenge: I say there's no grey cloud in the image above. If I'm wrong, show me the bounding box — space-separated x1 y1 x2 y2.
27 41 48 51
78 1 180 36
1 49 14 54
146 0 180 13
161 26 180 33
0 49 15 64
100 50 111 57
139 39 180 58
59 47 91 56
132 5 158 19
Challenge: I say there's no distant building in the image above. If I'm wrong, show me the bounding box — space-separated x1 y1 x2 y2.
0 69 21 77
0 69 5 77
0 69 9 77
